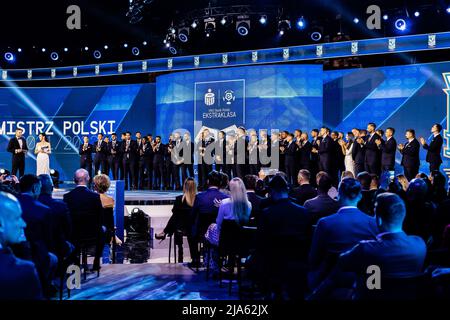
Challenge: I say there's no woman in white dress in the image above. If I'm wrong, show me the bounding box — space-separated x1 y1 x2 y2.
35 133 51 175
340 132 355 177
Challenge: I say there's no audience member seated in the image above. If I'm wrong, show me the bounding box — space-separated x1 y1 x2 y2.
308 178 379 290
188 171 228 268
155 177 197 263
304 173 340 224
15 174 57 298
404 178 435 243
243 175 264 225
38 174 73 260
93 174 120 246
289 169 318 206
356 172 377 216
63 169 104 271
256 175 311 299
0 192 43 300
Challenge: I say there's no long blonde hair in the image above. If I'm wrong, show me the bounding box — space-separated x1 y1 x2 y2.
229 177 250 226
182 177 197 207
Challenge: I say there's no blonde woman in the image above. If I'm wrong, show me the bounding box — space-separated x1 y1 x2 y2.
155 177 197 262
35 132 51 175
396 174 409 192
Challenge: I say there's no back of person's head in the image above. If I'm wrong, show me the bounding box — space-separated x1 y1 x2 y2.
19 174 41 197
182 177 197 207
374 192 406 232
207 170 221 188
341 171 355 181
338 178 362 205
406 178 428 202
38 174 53 195
93 174 111 194
268 175 288 197
74 168 90 186
0 192 26 246
317 173 333 194
219 172 229 190
357 171 371 190
243 174 258 191
298 169 311 184
229 178 250 226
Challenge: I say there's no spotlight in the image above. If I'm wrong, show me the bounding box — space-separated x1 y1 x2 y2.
296 17 306 29
191 20 198 28
4 52 15 62
311 31 322 41
124 43 128 48
64 48 69 52
259 15 267 24
236 20 250 36
84 46 89 51
414 11 420 17
353 17 359 24
394 18 407 31
278 20 291 36
178 28 189 42
104 45 109 50
132 47 140 56
383 14 389 20
93 50 102 59
42 48 46 52
50 52 59 61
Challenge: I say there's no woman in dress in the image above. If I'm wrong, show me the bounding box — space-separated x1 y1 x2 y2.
35 132 51 175
340 132 355 177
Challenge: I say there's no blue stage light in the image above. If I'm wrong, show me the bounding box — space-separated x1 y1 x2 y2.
395 18 407 31
4 52 15 62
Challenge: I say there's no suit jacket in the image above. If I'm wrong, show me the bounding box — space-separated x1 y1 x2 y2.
290 184 318 206
79 143 93 162
423 134 443 165
0 247 43 300
63 186 104 243
401 138 420 168
304 193 341 224
93 140 108 160
379 137 397 168
191 187 229 238
363 133 381 167
339 232 426 278
121 139 138 162
7 136 28 159
309 206 379 270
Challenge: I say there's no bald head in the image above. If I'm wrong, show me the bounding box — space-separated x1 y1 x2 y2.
74 169 90 186
0 192 26 246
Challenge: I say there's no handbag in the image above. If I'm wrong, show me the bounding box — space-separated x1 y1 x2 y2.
205 223 220 246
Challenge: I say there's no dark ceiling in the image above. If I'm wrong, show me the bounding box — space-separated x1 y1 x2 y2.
1 0 450 69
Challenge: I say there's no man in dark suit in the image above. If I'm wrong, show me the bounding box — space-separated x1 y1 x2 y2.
121 132 137 190
79 136 93 179
363 123 381 176
0 192 43 300
352 129 366 176
7 128 28 178
38 174 72 259
63 169 104 271
284 133 297 185
310 129 321 186
376 127 397 173
308 178 379 289
317 127 333 175
93 133 108 175
244 174 264 224
108 133 121 180
181 132 195 182
399 129 421 181
188 171 228 268
420 123 444 172
289 169 318 206
15 174 57 298
256 175 311 299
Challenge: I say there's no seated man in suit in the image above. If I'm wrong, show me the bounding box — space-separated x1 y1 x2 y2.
0 191 43 300
308 178 379 290
290 169 318 206
304 173 340 224
63 169 104 271
243 174 264 225
256 175 312 299
38 174 73 260
15 174 58 298
188 171 229 268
